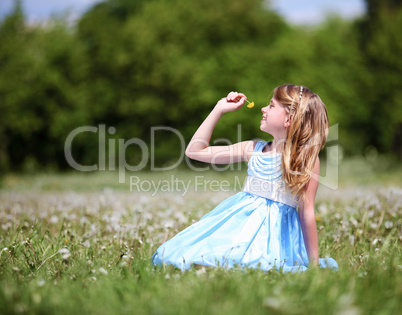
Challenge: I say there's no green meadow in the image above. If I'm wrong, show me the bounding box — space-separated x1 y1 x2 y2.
0 159 401 314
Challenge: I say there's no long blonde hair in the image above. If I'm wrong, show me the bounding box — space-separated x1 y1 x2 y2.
273 84 329 200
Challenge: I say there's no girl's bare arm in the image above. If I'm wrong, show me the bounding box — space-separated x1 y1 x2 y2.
298 157 321 265
185 92 255 164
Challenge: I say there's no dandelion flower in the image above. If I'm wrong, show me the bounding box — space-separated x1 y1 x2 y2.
99 267 108 275
263 297 280 309
59 248 71 260
245 100 255 108
384 221 393 229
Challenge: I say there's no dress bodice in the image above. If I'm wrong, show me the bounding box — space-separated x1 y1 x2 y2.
244 141 298 208
247 140 282 181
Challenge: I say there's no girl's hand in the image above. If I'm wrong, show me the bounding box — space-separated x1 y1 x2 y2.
215 91 247 114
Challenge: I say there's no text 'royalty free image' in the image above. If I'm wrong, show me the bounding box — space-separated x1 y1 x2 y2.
129 175 251 196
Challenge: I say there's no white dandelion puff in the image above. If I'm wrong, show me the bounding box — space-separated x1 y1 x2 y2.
384 221 393 229
263 297 281 310
99 267 108 275
58 248 71 260
49 216 59 224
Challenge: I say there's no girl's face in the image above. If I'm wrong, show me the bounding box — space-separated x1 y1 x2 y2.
260 98 290 137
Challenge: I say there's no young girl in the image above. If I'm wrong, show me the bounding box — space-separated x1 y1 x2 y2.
151 84 338 272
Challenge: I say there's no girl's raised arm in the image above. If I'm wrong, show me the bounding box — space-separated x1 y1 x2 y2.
298 157 321 266
185 92 255 164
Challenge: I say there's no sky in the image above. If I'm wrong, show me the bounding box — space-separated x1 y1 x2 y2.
0 0 366 25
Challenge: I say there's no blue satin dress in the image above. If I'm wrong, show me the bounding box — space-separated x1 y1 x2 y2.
151 141 338 272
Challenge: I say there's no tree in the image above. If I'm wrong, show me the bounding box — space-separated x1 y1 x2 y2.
356 0 402 156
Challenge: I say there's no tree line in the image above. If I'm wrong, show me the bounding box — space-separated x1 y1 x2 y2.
0 0 401 172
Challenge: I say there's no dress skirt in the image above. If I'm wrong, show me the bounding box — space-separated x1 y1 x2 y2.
151 191 338 273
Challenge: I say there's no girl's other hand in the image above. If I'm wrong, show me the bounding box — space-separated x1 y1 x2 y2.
215 91 247 114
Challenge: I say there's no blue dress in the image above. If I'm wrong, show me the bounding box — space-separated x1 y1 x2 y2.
151 141 338 272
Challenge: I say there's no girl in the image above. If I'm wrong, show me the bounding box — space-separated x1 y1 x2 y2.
151 85 338 272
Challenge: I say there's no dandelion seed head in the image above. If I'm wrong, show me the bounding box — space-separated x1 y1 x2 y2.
384 221 393 229
58 248 71 260
263 297 280 310
49 215 59 224
99 267 108 275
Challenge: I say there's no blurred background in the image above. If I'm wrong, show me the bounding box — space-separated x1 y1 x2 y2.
0 0 401 174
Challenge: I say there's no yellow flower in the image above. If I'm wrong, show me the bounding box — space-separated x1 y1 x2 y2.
247 102 254 108
315 216 321 222
65 239 68 244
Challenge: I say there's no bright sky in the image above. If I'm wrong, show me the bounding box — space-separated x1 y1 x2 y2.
270 0 366 24
0 0 366 25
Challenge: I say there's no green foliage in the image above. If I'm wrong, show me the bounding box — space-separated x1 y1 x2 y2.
0 4 91 171
0 0 401 171
357 1 402 155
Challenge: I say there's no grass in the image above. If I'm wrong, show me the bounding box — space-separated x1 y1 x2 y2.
0 158 401 314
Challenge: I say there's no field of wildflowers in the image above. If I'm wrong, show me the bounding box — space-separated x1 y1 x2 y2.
0 169 401 314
